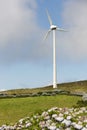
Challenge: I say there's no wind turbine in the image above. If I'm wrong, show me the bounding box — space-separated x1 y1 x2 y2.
44 10 66 89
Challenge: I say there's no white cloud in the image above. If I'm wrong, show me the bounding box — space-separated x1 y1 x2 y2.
0 0 47 64
1 0 87 65
0 0 36 45
60 0 87 61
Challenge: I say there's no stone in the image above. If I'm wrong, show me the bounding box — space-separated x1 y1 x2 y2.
42 111 48 117
52 114 57 118
19 119 23 124
78 121 82 125
84 119 87 123
65 128 71 130
48 125 56 130
44 115 50 120
82 94 87 102
59 113 63 117
66 116 72 120
55 117 64 122
64 111 69 115
39 121 46 128
74 124 83 130
26 122 32 127
82 127 87 130
62 119 71 127
80 107 86 111
48 107 58 112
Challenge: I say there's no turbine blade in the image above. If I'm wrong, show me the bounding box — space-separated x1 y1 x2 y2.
57 27 68 32
43 29 51 41
46 9 53 26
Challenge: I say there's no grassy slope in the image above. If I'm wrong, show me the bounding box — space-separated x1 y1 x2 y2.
0 95 81 125
1 80 87 95
0 80 87 125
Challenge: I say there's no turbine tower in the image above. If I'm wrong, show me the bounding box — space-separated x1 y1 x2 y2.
44 10 66 89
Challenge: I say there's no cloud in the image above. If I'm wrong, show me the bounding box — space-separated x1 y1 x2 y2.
60 0 87 61
0 0 48 64
1 0 87 65
0 0 36 45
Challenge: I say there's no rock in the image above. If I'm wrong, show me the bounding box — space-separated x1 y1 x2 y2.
59 113 63 117
48 107 58 112
84 119 87 123
82 127 87 130
78 121 82 125
66 116 72 120
55 117 64 122
52 114 57 118
46 119 52 127
18 119 23 124
44 115 50 120
82 94 87 102
26 122 32 127
42 111 48 117
64 111 69 115
48 125 56 130
65 128 71 130
74 124 83 130
62 119 71 127
39 121 46 128
80 107 86 111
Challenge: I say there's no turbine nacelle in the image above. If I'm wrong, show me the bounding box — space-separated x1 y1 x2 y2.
50 25 57 30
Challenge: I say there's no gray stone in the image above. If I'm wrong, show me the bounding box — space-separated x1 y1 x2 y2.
26 122 32 127
52 114 57 118
82 94 87 102
74 124 83 130
66 116 72 120
82 127 87 130
55 117 64 122
48 125 56 130
62 119 71 127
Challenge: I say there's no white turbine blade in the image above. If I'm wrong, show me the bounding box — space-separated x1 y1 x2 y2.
43 29 51 41
46 10 53 26
57 27 68 32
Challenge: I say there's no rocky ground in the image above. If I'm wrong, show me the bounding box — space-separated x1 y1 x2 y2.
0 107 87 130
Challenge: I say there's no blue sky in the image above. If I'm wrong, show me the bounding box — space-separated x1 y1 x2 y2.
0 0 87 90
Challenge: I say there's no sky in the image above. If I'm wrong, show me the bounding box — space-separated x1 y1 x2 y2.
0 0 87 90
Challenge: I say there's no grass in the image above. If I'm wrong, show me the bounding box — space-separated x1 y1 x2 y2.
0 95 81 126
0 80 87 126
1 80 87 95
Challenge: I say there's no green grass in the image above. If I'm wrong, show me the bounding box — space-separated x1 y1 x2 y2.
0 95 81 126
0 80 87 126
1 80 87 96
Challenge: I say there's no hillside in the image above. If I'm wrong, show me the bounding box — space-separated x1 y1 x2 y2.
0 80 87 126
1 80 87 96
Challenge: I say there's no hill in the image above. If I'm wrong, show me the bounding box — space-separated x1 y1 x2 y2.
0 80 87 126
1 80 87 96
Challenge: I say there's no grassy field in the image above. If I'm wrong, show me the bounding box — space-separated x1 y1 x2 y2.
1 80 87 96
0 95 81 126
0 80 87 126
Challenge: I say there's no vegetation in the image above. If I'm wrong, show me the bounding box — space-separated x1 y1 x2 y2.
0 95 81 126
0 80 87 126
1 80 87 96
